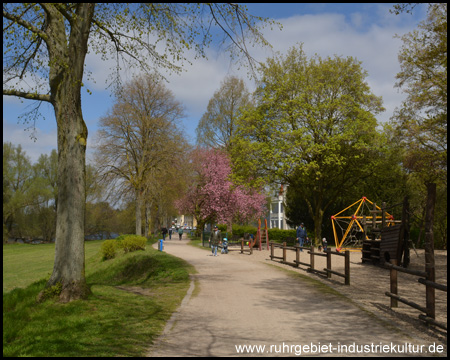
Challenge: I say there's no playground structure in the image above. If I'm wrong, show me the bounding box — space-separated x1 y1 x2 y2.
246 218 269 251
331 197 398 251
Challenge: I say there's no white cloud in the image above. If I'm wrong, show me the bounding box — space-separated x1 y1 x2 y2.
3 117 57 163
4 5 424 156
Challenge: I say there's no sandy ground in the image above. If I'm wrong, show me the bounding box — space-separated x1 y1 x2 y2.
146 236 447 357
232 243 447 348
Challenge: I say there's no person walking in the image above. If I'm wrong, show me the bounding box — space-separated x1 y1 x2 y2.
209 225 221 256
178 227 183 241
161 226 168 241
168 227 173 240
296 223 307 251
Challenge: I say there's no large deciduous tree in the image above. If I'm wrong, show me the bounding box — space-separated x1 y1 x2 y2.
391 3 447 181
231 44 385 244
390 3 447 248
3 3 274 302
95 73 186 236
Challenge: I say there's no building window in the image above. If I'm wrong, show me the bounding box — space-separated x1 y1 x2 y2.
272 202 279 214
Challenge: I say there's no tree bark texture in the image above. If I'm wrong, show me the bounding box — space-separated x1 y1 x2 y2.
45 4 95 302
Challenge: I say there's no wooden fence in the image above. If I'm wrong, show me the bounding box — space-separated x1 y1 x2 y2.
269 242 350 285
385 261 447 330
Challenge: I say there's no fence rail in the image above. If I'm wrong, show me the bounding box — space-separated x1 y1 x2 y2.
384 262 447 331
269 242 350 285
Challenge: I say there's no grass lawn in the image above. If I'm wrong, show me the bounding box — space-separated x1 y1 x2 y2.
3 239 195 357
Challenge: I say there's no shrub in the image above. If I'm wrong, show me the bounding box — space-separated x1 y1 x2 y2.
120 235 147 253
101 239 119 260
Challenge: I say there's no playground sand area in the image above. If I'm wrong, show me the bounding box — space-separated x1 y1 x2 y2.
227 245 447 347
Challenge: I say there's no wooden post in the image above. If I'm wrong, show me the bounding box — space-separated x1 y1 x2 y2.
372 202 377 229
401 196 410 267
424 183 436 319
282 242 286 263
270 242 274 260
326 248 332 279
310 245 315 271
241 239 244 254
390 259 398 307
381 202 386 229
258 219 262 251
295 245 300 268
344 250 350 285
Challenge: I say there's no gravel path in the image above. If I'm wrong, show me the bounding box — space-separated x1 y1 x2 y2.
147 237 446 357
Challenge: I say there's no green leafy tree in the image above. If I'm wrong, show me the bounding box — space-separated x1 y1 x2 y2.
232 44 385 244
391 3 447 182
391 3 447 248
3 3 274 302
3 143 44 240
196 75 252 151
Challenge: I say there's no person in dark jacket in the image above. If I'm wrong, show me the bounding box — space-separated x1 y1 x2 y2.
296 223 307 251
161 227 168 241
209 225 221 256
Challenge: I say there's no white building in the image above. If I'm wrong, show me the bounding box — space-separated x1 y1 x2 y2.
268 184 293 230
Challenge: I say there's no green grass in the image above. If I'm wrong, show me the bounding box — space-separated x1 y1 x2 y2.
3 240 195 357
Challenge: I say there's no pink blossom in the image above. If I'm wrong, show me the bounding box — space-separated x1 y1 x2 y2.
175 148 266 226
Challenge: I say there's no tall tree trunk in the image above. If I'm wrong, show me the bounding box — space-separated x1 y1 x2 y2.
136 188 143 236
48 84 90 302
43 4 95 302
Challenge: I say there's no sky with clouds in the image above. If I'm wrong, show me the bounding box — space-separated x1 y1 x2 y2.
3 3 428 163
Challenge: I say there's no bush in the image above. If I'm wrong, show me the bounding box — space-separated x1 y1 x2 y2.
267 228 297 242
101 239 118 260
120 235 147 253
101 235 147 260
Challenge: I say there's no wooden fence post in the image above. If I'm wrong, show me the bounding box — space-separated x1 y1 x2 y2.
296 245 300 268
326 248 332 279
345 250 350 285
270 242 274 260
390 259 398 307
310 245 315 271
424 182 436 319
282 242 287 263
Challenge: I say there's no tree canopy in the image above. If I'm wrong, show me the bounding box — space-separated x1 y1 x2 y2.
196 75 252 151
231 44 385 243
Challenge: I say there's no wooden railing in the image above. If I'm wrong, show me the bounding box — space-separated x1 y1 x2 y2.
269 242 350 285
385 262 447 330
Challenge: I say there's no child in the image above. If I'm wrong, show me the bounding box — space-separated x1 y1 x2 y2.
322 237 327 252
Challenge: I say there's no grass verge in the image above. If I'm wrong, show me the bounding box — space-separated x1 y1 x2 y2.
3 240 194 357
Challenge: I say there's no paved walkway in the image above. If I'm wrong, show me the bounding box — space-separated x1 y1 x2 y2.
147 237 436 357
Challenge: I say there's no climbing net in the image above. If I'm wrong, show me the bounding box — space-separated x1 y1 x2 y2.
331 197 395 251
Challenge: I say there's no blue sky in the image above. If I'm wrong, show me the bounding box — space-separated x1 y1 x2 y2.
3 3 428 163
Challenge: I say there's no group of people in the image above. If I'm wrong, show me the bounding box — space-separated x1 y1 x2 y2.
296 223 327 252
162 223 327 253
161 226 184 241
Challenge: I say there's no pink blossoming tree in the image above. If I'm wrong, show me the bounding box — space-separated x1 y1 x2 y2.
175 148 266 235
